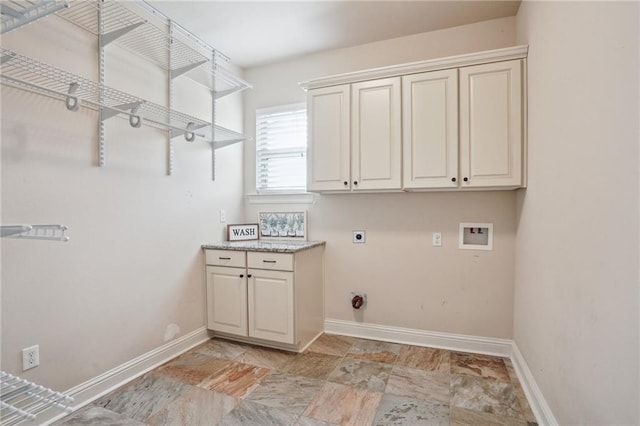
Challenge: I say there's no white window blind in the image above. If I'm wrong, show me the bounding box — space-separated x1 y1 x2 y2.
256 103 307 193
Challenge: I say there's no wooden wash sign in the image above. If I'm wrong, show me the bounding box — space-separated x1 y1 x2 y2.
227 224 259 241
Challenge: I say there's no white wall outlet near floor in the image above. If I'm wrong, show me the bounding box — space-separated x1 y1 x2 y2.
432 232 442 247
22 345 39 371
219 209 226 223
353 230 366 243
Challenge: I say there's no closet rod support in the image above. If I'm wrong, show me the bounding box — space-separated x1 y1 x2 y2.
129 103 142 128
65 82 80 111
169 123 206 139
102 101 143 120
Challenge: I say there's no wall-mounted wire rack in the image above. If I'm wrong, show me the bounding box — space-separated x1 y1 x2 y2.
53 1 250 94
0 48 220 141
1 0 252 179
0 0 69 35
1 224 70 241
0 371 74 425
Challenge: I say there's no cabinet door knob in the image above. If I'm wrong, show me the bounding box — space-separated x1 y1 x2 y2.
343 181 348 186
239 274 244 278
247 274 252 278
463 177 469 182
353 181 358 186
451 177 456 182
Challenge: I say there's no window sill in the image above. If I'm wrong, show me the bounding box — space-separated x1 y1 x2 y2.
247 192 316 205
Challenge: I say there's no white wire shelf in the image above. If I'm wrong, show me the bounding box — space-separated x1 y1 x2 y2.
55 0 251 98
0 371 74 426
0 48 246 145
0 0 69 34
1 224 70 241
186 59 252 99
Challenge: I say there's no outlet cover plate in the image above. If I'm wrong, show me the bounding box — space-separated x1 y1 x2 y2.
22 345 39 371
353 230 366 243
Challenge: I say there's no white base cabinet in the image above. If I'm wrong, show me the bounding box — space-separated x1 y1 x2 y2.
248 269 294 344
206 265 248 336
204 246 324 352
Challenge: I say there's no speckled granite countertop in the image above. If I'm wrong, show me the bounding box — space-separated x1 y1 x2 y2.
202 240 325 253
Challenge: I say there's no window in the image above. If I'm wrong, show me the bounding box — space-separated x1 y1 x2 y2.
256 103 307 193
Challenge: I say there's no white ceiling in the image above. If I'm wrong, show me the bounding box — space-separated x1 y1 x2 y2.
148 1 521 69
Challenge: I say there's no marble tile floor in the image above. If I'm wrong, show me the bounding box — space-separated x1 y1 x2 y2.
54 334 537 426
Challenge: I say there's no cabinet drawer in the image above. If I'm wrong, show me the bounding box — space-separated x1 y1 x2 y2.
205 250 246 268
247 252 294 271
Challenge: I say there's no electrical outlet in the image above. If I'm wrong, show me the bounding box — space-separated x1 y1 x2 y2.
352 230 366 243
432 232 442 247
22 345 39 371
219 209 226 223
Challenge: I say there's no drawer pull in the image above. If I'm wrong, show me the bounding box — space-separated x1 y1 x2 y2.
263 260 277 263
218 256 231 260
247 274 252 278
240 274 244 278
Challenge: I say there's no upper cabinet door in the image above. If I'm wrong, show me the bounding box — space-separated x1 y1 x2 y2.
459 60 523 188
307 85 351 192
351 77 402 191
402 69 458 189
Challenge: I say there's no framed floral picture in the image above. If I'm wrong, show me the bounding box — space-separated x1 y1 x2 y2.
258 211 307 240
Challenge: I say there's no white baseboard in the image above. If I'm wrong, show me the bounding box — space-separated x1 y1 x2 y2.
511 342 558 426
324 318 513 357
31 327 210 426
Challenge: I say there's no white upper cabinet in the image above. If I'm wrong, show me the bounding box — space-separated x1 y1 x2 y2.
459 60 523 188
302 46 527 193
307 78 401 192
307 85 351 192
351 77 402 191
402 69 459 189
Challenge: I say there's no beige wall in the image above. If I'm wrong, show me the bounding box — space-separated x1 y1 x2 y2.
244 17 519 338
515 2 639 424
0 16 245 391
